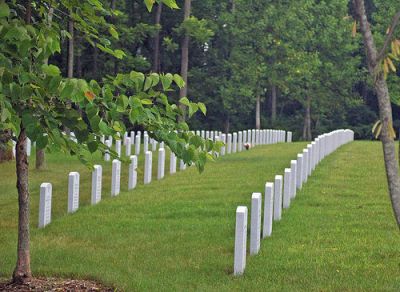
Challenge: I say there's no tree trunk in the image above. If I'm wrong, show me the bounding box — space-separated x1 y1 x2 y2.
271 84 277 124
224 116 230 134
178 0 191 122
67 18 74 78
35 148 45 170
153 3 162 73
354 0 400 227
12 127 31 283
76 35 82 78
255 94 261 129
302 95 312 140
93 44 98 79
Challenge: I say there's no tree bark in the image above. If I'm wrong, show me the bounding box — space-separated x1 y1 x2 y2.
67 18 74 78
35 148 45 169
271 84 277 124
255 94 261 129
224 116 230 134
153 3 162 73
12 127 31 283
302 95 312 140
354 0 400 228
178 0 191 122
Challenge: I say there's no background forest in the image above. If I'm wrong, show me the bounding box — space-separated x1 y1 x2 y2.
50 0 400 140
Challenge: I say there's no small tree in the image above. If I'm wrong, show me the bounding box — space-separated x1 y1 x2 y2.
0 0 218 283
353 0 400 228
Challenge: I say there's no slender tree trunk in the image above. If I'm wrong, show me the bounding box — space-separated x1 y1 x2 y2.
224 116 230 134
35 148 45 169
67 18 74 78
271 84 277 124
76 35 82 78
12 127 31 283
354 0 400 227
178 0 191 122
302 95 312 140
93 44 98 79
153 3 162 73
256 94 261 129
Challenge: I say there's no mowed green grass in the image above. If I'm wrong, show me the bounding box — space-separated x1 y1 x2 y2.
0 141 399 291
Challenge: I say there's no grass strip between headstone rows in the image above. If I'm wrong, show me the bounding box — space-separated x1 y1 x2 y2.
0 141 399 290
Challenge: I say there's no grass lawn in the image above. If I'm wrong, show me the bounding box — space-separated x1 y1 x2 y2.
0 141 399 291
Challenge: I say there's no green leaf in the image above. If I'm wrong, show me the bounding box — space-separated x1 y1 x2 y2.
144 0 155 12
179 97 190 107
198 102 207 115
87 141 98 153
160 73 173 91
173 74 185 88
162 0 179 9
41 64 61 77
109 26 119 39
141 99 153 105
0 2 10 18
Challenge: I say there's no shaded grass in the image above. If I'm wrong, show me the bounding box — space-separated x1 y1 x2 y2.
0 141 399 291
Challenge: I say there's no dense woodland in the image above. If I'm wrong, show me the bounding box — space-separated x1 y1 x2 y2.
47 0 400 140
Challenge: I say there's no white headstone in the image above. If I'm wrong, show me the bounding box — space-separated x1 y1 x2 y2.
38 182 52 228
104 140 111 161
238 131 243 152
296 154 303 189
274 175 283 220
232 133 237 153
283 168 291 209
290 160 297 199
303 149 309 183
125 137 131 157
115 140 121 158
111 159 121 196
144 134 149 153
220 134 226 156
170 151 177 174
263 182 274 238
91 165 102 205
135 134 141 155
130 131 135 145
250 193 262 255
144 151 152 184
128 155 137 190
68 172 79 213
151 139 157 151
252 129 256 145
234 206 248 276
157 148 165 180
227 134 232 154
26 138 31 157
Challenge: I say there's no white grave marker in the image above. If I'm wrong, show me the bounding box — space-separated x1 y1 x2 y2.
128 155 137 190
144 151 152 184
38 183 52 228
283 168 291 209
157 148 165 180
170 151 177 174
234 206 248 276
250 193 262 255
68 172 79 213
91 165 102 205
111 159 121 196
274 175 283 220
263 182 274 238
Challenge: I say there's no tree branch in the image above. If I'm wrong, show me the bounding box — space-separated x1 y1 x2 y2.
377 10 400 62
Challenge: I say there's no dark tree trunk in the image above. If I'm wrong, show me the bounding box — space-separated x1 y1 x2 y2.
302 95 312 140
12 127 31 283
67 18 74 78
354 0 400 227
153 3 162 73
271 83 277 124
256 94 261 129
76 35 82 78
224 116 230 134
178 0 191 122
93 44 98 79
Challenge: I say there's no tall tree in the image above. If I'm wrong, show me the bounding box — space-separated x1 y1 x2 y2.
178 0 191 121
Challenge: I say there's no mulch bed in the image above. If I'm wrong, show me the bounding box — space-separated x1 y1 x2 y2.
0 278 115 291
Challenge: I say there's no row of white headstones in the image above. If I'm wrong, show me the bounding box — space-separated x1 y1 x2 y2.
233 129 355 276
37 129 292 228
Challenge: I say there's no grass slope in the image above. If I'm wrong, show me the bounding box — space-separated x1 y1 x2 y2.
0 141 399 291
